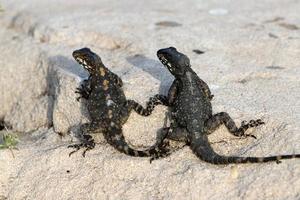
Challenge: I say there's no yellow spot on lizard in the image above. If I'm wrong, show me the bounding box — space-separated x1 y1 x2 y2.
100 68 106 76
103 79 109 90
108 110 113 118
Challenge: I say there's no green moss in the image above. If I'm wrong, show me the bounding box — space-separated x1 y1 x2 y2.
0 131 19 149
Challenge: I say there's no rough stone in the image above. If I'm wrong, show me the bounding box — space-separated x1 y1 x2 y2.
48 55 89 135
0 29 52 132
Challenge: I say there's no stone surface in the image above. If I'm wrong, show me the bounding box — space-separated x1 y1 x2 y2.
0 28 52 132
48 54 89 134
0 0 300 200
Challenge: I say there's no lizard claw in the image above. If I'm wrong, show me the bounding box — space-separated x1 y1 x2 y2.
244 134 257 139
149 156 155 163
68 135 95 157
276 160 282 164
149 152 166 163
68 144 81 157
74 87 81 93
75 88 83 102
149 144 172 164
76 96 82 102
75 86 90 101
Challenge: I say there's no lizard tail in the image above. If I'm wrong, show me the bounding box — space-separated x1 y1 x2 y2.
190 135 300 164
103 125 167 157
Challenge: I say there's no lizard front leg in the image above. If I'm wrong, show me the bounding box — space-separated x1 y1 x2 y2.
126 94 169 116
126 79 179 117
75 76 92 101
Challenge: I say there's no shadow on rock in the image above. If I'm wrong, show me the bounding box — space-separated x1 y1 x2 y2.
48 55 88 79
126 54 173 94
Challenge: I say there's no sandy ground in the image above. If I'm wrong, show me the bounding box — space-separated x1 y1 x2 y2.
0 1 300 199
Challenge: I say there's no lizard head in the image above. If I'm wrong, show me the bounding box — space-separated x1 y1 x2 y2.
157 47 190 76
72 47 104 73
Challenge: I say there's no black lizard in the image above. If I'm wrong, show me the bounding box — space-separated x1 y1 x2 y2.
152 47 300 164
68 48 168 157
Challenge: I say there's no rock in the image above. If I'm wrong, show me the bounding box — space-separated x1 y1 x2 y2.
48 55 89 134
0 29 52 132
0 0 300 200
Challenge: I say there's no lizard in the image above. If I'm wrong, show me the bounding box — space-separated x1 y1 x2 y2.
151 46 300 164
68 47 169 157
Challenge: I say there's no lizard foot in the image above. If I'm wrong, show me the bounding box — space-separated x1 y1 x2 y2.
75 87 89 101
237 119 265 139
68 135 95 157
248 119 265 127
149 141 173 163
75 79 91 101
149 150 171 163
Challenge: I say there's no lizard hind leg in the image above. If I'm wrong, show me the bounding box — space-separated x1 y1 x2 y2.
150 122 189 162
205 112 265 139
68 122 102 157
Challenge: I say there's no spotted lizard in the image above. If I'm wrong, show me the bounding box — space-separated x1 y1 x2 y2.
152 47 300 164
68 48 168 157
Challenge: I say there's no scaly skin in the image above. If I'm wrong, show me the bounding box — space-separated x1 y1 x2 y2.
68 48 169 157
152 47 300 164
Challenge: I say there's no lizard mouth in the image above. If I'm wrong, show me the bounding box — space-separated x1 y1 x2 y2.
158 55 174 73
75 57 93 70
